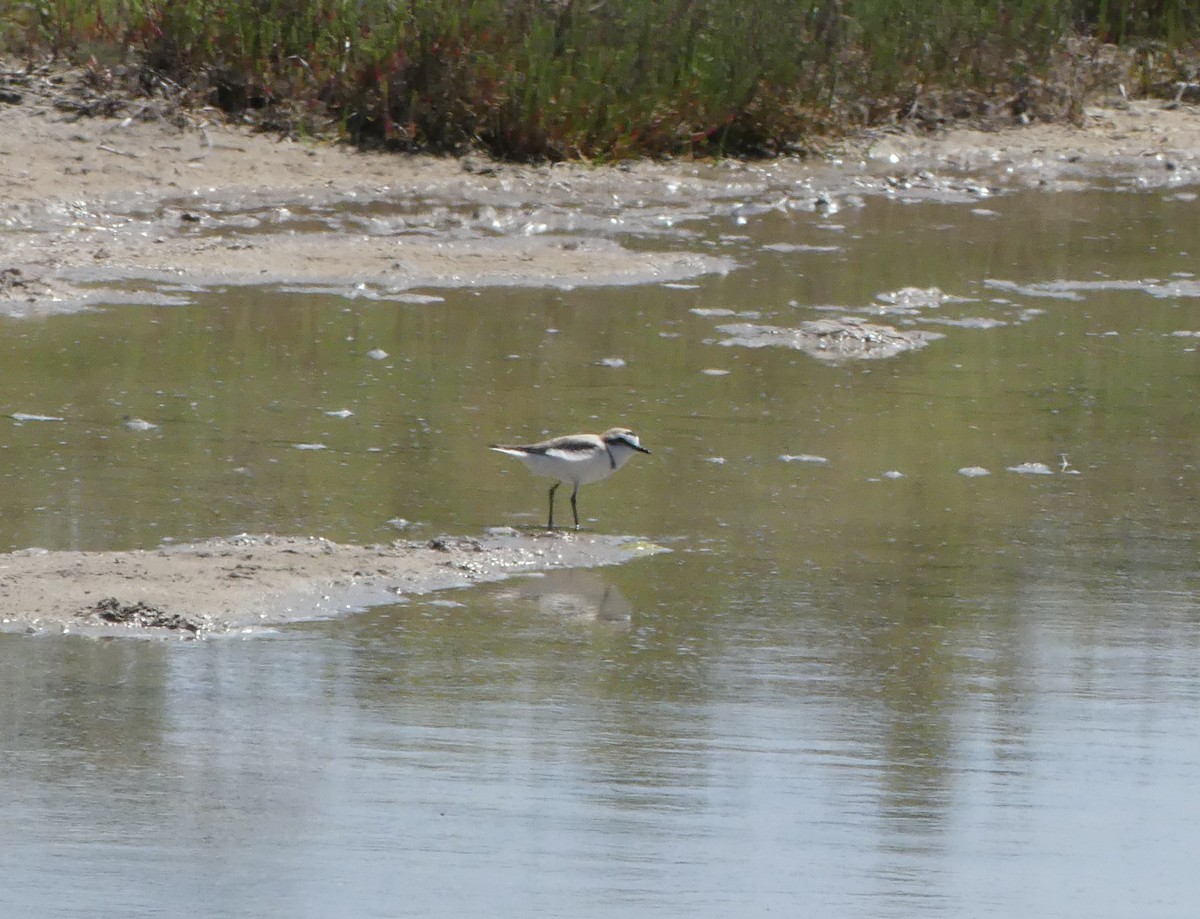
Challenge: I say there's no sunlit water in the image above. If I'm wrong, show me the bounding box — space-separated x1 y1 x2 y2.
3 185 1200 917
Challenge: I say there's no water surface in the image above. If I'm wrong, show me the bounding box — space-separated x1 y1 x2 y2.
3 185 1200 917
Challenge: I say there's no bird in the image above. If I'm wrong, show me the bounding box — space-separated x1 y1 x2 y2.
490 427 651 529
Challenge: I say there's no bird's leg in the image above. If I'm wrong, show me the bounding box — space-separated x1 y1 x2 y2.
570 483 580 529
547 482 559 529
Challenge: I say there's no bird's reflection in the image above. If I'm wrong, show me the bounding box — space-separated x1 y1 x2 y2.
495 569 633 624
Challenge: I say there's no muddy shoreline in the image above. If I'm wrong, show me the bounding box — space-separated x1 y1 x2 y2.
3 62 1200 316
0 532 665 638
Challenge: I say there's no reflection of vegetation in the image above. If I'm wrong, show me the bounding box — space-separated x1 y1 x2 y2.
2 1 1197 158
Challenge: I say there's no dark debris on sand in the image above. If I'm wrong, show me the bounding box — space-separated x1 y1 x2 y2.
82 597 203 633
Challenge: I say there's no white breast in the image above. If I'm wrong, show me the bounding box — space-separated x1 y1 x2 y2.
520 445 616 485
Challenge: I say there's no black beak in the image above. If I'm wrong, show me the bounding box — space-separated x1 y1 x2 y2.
635 444 651 454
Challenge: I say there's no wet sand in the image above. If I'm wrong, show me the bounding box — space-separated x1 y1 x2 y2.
0 532 665 637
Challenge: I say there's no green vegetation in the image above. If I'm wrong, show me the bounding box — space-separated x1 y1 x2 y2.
2 1 1197 158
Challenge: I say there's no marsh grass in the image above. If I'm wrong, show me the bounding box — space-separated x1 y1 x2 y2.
2 1 1196 158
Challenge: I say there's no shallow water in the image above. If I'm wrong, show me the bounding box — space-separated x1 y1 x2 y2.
4 185 1200 917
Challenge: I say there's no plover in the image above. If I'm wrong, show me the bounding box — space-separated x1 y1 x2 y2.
490 427 651 529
